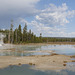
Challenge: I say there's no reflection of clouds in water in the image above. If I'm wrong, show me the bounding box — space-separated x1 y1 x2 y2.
46 70 68 75
59 71 68 75
0 64 69 75
40 45 75 55
15 45 42 51
56 71 68 75
36 66 68 75
41 45 75 51
50 45 75 50
0 44 75 56
30 52 50 55
67 62 75 72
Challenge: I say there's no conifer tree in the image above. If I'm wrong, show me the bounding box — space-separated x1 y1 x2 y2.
23 23 27 43
17 25 22 43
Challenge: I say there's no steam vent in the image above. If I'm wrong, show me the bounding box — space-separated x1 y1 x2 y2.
0 33 5 46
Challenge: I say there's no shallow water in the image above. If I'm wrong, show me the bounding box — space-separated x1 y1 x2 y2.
0 64 75 75
0 44 75 75
0 44 75 56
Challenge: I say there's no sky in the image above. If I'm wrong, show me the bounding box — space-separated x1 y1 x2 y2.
0 0 75 37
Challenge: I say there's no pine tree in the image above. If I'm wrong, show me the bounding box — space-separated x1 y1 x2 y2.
28 29 32 42
31 32 34 43
23 23 27 43
10 24 14 43
17 25 22 43
14 28 18 43
40 33 42 42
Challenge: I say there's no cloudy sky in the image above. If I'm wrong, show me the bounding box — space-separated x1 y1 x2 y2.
0 0 75 37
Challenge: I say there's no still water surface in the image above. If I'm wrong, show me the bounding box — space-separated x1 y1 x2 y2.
0 44 75 56
0 44 75 75
0 64 75 75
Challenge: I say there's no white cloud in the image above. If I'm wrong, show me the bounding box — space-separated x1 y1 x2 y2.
19 18 28 24
20 18 75 37
0 0 40 17
36 3 75 26
20 3 75 37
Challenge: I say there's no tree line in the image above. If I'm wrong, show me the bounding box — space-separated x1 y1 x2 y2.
0 23 75 44
0 23 42 44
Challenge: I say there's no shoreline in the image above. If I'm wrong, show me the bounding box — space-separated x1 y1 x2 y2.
11 42 75 45
0 43 75 71
0 54 74 71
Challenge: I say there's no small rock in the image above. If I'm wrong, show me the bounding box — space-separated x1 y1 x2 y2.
29 63 35 65
33 64 35 65
51 53 58 56
63 64 66 66
70 55 75 58
9 64 12 66
29 63 33 65
72 60 75 62
63 61 67 63
18 63 21 65
53 61 55 62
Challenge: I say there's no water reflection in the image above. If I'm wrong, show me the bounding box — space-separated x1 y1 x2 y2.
0 64 75 75
67 62 75 72
0 44 75 75
0 44 75 56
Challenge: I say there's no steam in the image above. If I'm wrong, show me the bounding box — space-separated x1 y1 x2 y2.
0 33 5 46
